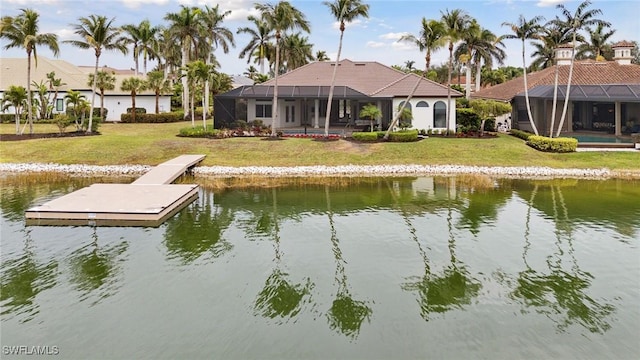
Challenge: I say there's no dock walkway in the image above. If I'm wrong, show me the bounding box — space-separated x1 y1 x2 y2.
25 155 206 226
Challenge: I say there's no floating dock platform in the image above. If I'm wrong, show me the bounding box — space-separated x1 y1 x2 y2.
25 155 205 226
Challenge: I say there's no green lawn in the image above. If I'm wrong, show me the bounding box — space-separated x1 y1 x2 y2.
1 122 638 172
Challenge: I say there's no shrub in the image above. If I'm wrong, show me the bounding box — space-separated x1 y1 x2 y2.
83 117 101 133
231 120 248 130
510 129 533 140
388 129 419 142
178 125 220 138
120 113 183 123
483 118 496 132
352 131 378 142
0 114 17 123
456 108 481 132
93 107 108 119
126 107 147 114
526 135 577 153
54 114 72 134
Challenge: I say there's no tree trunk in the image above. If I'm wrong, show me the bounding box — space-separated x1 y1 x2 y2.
445 43 453 135
556 33 577 138
15 112 19 135
324 27 345 137
132 92 137 123
271 33 281 137
465 60 472 100
475 60 481 93
522 39 539 136
204 45 210 130
88 55 99 133
26 52 32 135
549 63 560 138
155 90 160 114
181 46 189 121
100 91 105 120
191 91 195 128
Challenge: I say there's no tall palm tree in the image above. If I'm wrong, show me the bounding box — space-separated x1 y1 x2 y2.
530 24 572 70
387 18 445 139
280 32 314 70
502 15 544 136
88 70 116 120
200 5 235 129
165 6 203 119
553 0 609 137
1 8 59 134
454 19 481 99
323 0 369 137
122 19 160 76
120 77 148 123
64 89 87 130
156 27 181 80
147 70 171 114
315 50 329 61
576 23 615 60
65 15 127 133
237 15 274 75
255 1 311 137
1 85 28 135
456 24 506 95
183 60 214 128
441 9 472 134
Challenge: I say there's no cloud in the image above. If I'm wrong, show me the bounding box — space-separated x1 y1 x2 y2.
121 0 170 9
3 0 60 4
331 19 364 30
391 42 415 51
56 28 75 41
536 0 567 7
379 32 410 40
366 41 385 48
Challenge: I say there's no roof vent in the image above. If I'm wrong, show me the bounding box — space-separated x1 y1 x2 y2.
354 63 366 66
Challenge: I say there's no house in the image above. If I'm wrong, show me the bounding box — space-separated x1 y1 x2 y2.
214 59 462 132
472 41 640 136
0 57 171 121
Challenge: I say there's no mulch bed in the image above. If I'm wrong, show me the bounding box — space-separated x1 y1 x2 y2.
0 131 100 142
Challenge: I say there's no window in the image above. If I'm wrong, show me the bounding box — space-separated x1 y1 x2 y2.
398 101 412 111
56 99 64 111
255 103 272 118
434 101 446 128
416 101 429 108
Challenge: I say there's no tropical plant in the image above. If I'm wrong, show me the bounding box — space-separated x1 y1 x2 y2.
46 71 65 118
147 70 172 114
441 9 472 135
0 8 59 134
31 80 50 120
165 5 203 119
244 65 259 80
65 14 128 133
64 89 87 130
156 27 181 80
323 0 369 137
120 77 148 123
88 70 116 120
182 60 214 128
1 85 28 134
576 23 615 60
315 50 329 61
552 0 610 137
530 24 572 70
255 1 311 136
359 103 381 132
237 15 274 75
502 15 544 136
469 99 511 136
121 19 160 75
208 71 234 128
280 32 314 70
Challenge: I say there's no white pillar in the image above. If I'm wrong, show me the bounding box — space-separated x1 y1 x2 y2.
615 101 622 136
314 99 319 128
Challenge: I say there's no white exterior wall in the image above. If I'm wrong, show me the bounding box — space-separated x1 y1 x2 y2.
247 98 303 128
392 97 456 132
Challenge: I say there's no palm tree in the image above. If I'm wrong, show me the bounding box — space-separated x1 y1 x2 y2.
1 8 59 134
147 70 171 114
530 24 572 70
441 9 472 134
576 23 615 60
315 50 329 61
553 0 610 137
280 32 314 70
120 77 148 123
255 1 311 137
156 27 181 81
502 15 544 136
165 6 203 119
45 71 65 118
244 65 259 80
1 85 28 134
209 71 234 128
237 15 274 75
183 60 214 128
456 23 506 95
64 89 87 130
387 18 445 139
88 70 116 120
65 15 127 133
200 5 235 130
122 19 160 76
323 0 369 137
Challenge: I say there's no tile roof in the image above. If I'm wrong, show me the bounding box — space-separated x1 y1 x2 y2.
262 59 459 98
472 60 640 101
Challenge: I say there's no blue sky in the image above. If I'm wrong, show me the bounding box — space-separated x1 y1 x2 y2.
1 0 638 76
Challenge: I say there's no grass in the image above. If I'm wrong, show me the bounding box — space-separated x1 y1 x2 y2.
1 122 638 172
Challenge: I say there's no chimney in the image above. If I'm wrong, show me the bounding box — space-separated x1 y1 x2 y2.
612 41 634 65
554 43 574 66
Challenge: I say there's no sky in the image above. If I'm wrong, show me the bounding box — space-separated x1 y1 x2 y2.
1 0 639 76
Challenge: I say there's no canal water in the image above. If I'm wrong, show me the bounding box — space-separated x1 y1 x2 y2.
1 175 639 359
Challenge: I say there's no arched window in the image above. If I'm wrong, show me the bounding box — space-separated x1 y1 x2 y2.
398 101 412 111
434 101 446 128
398 101 413 127
416 101 429 107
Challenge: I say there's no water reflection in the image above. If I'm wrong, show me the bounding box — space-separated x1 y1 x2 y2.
325 186 372 339
498 183 617 333
254 188 314 322
164 191 234 263
0 229 58 322
68 227 128 306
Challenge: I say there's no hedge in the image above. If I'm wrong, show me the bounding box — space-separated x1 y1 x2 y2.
526 135 578 153
456 108 481 131
388 129 419 142
352 132 378 142
120 112 183 123
178 125 220 137
510 129 533 140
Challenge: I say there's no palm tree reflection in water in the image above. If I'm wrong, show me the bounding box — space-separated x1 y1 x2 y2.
325 186 372 339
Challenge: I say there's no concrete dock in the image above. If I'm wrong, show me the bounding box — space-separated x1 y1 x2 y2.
25 155 205 226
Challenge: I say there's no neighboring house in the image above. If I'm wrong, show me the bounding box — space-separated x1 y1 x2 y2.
0 57 170 121
473 41 640 136
215 59 462 132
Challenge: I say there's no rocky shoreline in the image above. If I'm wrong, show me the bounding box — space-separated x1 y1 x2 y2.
2 162 636 179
